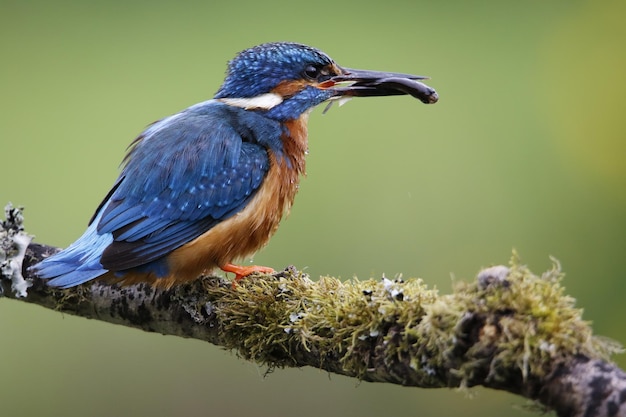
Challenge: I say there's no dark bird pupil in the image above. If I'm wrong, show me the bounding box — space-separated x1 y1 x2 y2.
304 65 320 79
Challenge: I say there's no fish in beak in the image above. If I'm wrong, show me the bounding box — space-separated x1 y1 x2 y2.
329 67 438 104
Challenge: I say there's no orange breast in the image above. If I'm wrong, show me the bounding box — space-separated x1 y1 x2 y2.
117 116 310 288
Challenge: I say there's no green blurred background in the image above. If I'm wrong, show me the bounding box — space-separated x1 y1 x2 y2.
1 1 625 416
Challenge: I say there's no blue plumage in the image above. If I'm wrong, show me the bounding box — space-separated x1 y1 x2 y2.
34 209 113 288
97 102 283 268
31 41 437 288
37 101 281 287
215 43 333 100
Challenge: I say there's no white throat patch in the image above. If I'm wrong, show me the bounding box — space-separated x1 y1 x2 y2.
219 93 283 110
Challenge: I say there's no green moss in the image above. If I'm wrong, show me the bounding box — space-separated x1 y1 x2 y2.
201 254 621 387
449 253 622 383
205 269 436 374
6 202 618 388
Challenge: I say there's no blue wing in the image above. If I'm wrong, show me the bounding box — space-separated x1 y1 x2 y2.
34 101 284 286
97 101 283 270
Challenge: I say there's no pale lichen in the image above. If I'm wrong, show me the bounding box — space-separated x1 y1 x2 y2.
0 203 33 297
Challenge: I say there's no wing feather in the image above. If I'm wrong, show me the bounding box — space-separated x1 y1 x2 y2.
93 102 281 271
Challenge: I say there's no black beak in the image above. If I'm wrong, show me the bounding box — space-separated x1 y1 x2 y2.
330 67 438 104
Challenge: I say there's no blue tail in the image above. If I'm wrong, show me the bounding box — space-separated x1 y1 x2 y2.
30 211 113 288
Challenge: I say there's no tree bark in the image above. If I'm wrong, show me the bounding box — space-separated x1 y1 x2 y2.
1 205 625 417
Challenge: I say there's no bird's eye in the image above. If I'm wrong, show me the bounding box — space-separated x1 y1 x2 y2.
303 65 320 80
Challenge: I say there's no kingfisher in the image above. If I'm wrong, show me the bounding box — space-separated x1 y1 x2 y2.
31 42 438 289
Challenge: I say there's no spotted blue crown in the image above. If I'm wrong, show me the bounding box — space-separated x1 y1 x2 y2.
215 42 334 99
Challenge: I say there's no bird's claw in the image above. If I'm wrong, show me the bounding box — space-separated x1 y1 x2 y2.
220 263 275 288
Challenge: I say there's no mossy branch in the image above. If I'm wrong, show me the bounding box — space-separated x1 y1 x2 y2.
2 204 625 417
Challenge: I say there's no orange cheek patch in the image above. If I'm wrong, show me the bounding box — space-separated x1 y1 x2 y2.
272 80 308 98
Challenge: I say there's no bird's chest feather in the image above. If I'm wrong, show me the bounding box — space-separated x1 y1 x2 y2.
166 116 309 278
241 116 309 232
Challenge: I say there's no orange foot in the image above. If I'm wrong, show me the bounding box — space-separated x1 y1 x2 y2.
220 263 275 286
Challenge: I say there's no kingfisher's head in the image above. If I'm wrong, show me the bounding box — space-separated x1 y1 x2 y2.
214 42 437 121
